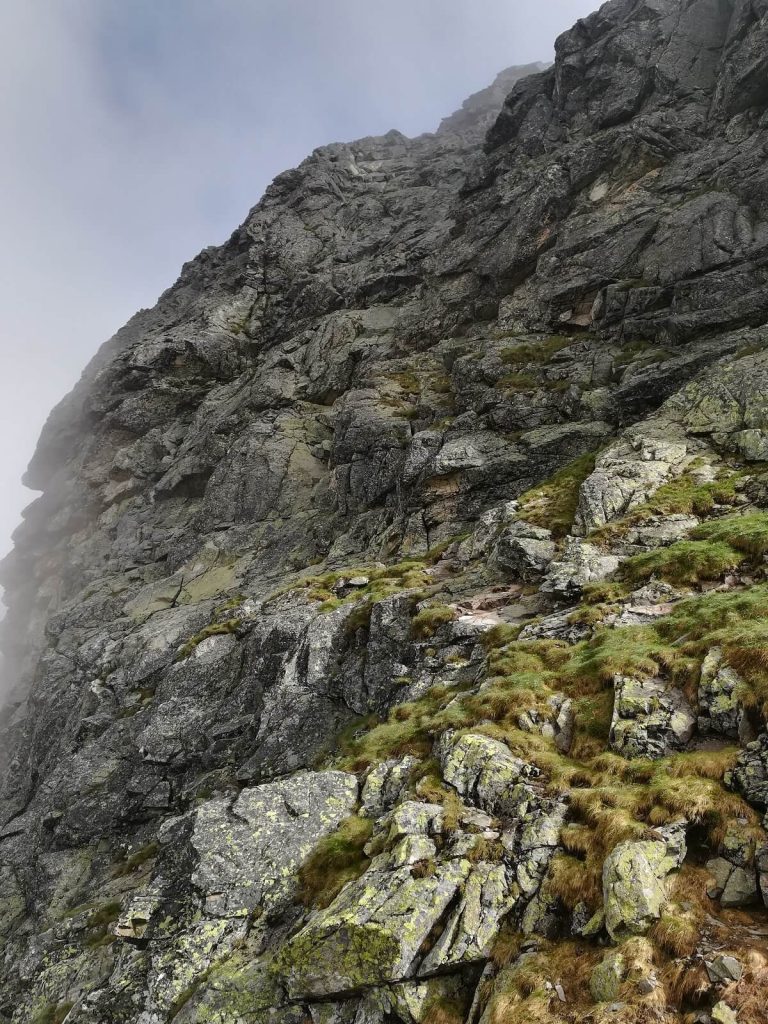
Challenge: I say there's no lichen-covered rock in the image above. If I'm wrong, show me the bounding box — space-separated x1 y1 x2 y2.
621 514 700 551
706 856 758 908
437 731 538 818
541 539 620 600
173 949 305 1024
513 801 568 899
279 861 470 998
361 757 419 819
115 893 162 942
726 734 768 812
518 608 592 644
388 801 445 840
664 354 768 461
590 951 626 1002
610 675 696 759
711 1001 739 1024
492 520 556 581
698 648 749 740
390 834 437 868
419 861 517 972
603 827 686 941
575 431 691 535
145 916 250 1018
191 770 358 916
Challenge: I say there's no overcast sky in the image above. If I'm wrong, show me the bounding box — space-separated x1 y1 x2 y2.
0 0 597 569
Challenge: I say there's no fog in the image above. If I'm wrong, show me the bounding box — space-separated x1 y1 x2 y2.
0 0 598 647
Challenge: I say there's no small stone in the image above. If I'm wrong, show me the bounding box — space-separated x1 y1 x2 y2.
555 982 566 1002
706 856 733 899
706 955 743 984
721 866 758 908
711 1001 738 1024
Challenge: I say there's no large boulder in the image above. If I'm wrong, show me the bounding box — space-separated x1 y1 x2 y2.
437 731 538 818
610 675 696 759
541 539 620 600
603 825 686 941
191 770 358 916
279 860 470 998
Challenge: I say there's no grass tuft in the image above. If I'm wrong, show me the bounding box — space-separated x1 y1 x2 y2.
517 453 597 539
297 816 373 909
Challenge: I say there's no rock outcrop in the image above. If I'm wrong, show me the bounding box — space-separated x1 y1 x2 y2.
3 1 768 1022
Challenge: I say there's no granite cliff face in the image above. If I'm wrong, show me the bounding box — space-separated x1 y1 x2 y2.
2 2 768 1021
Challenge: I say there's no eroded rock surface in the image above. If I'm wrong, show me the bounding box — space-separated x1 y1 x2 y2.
4 1 768 1020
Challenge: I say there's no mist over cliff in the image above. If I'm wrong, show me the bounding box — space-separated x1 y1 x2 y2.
2 2 768 1022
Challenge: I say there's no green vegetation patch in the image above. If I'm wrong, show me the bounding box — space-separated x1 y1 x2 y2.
177 618 242 660
517 452 597 538
621 539 741 587
691 510 768 559
494 371 538 392
297 815 373 909
411 604 457 640
112 841 160 878
500 335 573 366
31 1004 75 1024
618 510 768 587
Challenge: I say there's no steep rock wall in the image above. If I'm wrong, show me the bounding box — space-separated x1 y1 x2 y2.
2 3 768 1022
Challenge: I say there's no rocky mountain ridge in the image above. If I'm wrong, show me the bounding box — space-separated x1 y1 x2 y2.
2 1 768 1022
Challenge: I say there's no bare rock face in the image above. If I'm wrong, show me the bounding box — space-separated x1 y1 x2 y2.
191 771 358 917
4 1 768 1020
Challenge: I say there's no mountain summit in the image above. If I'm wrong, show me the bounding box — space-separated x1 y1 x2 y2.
2 2 768 1021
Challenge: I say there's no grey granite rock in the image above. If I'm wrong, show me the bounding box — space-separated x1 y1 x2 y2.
5 0 768 1013
610 675 696 759
192 771 358 917
603 826 686 941
541 539 620 600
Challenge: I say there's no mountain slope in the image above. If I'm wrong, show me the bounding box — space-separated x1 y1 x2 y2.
1 2 768 1022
